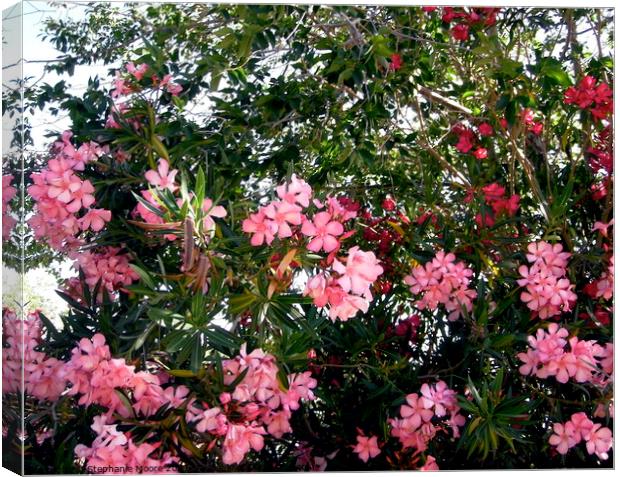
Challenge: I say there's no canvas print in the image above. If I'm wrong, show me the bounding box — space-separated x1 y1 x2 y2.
1 2 614 474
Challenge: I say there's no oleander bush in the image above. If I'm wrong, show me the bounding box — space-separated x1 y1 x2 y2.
1 3 614 473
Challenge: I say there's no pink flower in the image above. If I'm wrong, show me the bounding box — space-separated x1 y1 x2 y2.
126 62 149 81
266 410 292 438
584 424 612 460
569 412 594 440
548 422 579 455
159 74 183 96
111 71 133 98
242 209 276 246
196 407 228 435
222 424 266 465
327 289 370 322
301 212 344 252
79 208 112 232
264 201 304 239
304 274 329 307
202 198 227 231
517 348 539 376
420 381 458 417
592 219 613 238
521 108 534 125
399 393 434 429
286 372 317 408
145 159 178 192
352 434 381 462
276 174 312 207
333 246 384 298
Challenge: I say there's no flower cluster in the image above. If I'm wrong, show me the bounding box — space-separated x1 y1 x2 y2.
517 241 577 319
404 250 477 321
74 415 179 474
451 123 490 159
548 412 612 460
466 183 520 228
520 108 544 136
304 246 384 321
186 345 317 465
27 131 110 251
564 76 613 122
70 247 140 299
388 381 465 466
242 174 312 246
242 175 358 253
63 333 190 419
112 62 182 99
2 308 66 402
517 323 612 384
106 62 182 130
440 7 500 41
389 53 403 71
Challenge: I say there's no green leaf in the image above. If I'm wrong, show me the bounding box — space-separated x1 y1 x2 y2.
539 58 571 87
129 264 156 290
190 334 204 373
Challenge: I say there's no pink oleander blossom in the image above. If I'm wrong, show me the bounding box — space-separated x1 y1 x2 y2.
126 62 149 81
404 250 476 321
585 424 613 460
333 246 383 299
79 208 112 232
201 198 227 231
517 241 577 319
389 381 465 455
263 201 304 239
549 422 579 455
242 209 277 246
301 211 345 252
276 174 312 208
145 159 178 192
352 434 381 462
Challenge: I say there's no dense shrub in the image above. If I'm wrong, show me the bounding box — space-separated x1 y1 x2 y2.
2 4 614 473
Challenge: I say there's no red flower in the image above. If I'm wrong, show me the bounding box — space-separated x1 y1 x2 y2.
478 122 494 136
442 7 457 22
473 148 488 160
390 53 403 71
451 24 469 41
382 197 397 211
529 122 543 135
455 128 475 153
